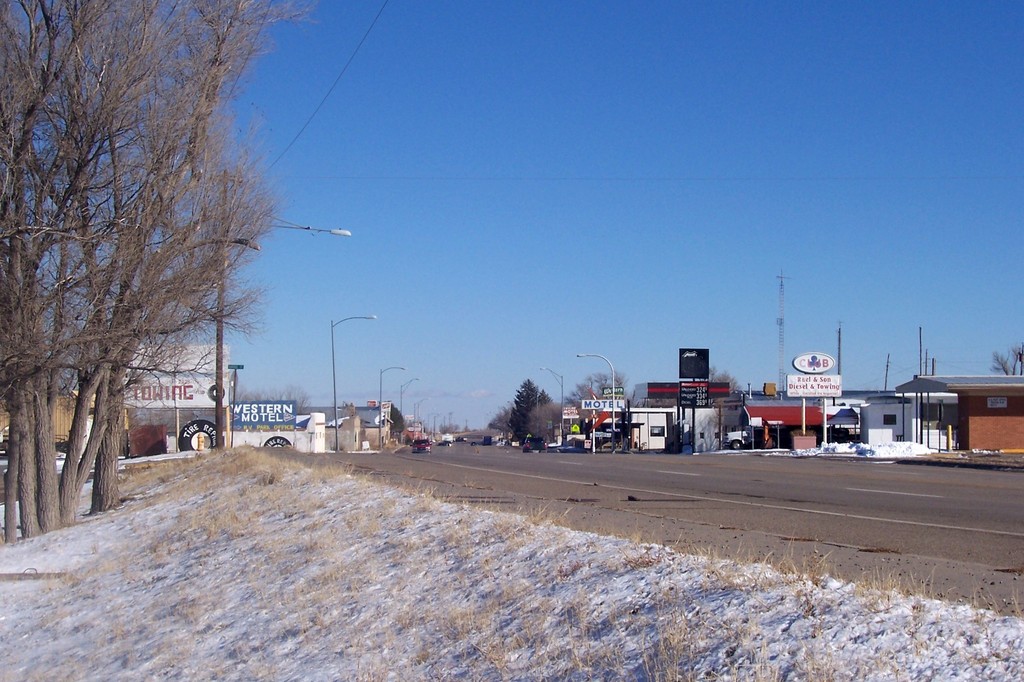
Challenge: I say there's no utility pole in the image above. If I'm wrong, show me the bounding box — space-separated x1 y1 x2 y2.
777 271 790 394
837 321 842 375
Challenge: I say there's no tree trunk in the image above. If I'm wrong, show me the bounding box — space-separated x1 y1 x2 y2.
33 382 60 533
14 389 40 539
60 366 110 525
4 424 20 543
91 372 125 514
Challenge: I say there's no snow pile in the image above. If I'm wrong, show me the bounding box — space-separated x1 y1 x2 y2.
794 441 936 458
1 450 1022 680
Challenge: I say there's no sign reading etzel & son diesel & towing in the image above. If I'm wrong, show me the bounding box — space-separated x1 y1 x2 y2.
786 374 842 397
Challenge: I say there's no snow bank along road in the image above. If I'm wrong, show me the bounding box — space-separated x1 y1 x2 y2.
318 446 1024 614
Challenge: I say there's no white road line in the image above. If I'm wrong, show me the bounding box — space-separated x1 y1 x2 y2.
655 470 701 477
431 460 1024 539
847 487 943 499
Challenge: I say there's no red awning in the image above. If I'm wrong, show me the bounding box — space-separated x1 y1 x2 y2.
745 405 824 427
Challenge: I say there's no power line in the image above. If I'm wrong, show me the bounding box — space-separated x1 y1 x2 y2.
269 0 391 169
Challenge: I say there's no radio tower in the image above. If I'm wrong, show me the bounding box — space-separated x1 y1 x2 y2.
776 271 790 392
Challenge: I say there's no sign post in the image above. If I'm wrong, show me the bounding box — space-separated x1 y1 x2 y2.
788 352 841 446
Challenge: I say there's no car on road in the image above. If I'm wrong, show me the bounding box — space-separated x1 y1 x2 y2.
522 436 546 453
412 438 431 453
555 443 588 453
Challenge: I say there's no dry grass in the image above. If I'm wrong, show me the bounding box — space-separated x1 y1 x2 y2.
15 448 996 680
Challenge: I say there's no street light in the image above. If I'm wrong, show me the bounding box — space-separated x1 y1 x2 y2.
378 366 405 448
414 398 428 432
215 224 351 450
331 315 376 452
540 367 564 443
215 238 261 450
399 378 419 445
577 353 616 453
400 378 419 417
272 218 353 238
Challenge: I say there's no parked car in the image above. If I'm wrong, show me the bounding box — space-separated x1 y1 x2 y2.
412 438 431 453
522 436 546 453
555 443 588 453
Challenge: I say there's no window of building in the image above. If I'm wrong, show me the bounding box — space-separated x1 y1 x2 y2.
883 414 897 426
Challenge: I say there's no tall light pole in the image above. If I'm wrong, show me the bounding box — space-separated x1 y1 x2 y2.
577 353 616 453
378 366 405 448
540 367 564 443
331 315 376 452
414 398 428 434
399 378 419 444
216 222 351 450
215 238 261 450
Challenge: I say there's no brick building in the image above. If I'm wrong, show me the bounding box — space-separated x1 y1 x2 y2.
895 376 1024 451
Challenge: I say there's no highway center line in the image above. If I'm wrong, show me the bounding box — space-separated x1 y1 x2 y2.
655 470 701 477
846 487 943 499
432 460 1024 540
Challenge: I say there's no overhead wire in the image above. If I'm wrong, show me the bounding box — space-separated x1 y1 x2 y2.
269 0 391 169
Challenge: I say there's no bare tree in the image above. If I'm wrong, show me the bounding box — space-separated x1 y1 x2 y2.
991 345 1024 376
1 0 297 541
236 384 312 414
567 372 630 402
488 402 512 433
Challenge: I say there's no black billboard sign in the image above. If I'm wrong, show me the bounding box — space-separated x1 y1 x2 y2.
679 348 710 380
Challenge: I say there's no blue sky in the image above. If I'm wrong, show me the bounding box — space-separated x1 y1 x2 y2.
228 0 1023 429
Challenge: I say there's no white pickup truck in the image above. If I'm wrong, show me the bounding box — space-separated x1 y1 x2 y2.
724 427 753 450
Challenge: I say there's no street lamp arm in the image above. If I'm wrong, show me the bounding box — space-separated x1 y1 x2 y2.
333 314 376 330
577 353 618 452
272 220 352 237
378 366 407 449
331 314 376 452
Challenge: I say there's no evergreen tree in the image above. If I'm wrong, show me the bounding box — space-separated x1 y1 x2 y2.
509 380 552 441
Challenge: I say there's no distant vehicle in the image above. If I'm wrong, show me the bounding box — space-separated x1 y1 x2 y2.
470 436 493 446
441 433 454 445
724 426 778 450
522 436 546 453
555 443 588 453
436 439 452 447
412 438 431 453
455 436 467 442
725 427 753 450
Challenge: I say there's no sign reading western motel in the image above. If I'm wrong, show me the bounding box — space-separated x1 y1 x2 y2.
231 401 297 432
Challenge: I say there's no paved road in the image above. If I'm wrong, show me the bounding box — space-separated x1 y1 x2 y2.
326 444 1024 614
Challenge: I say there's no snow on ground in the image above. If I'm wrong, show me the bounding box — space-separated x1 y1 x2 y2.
789 441 938 458
1 447 1023 680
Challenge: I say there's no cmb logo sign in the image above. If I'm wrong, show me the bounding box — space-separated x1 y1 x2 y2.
792 352 836 374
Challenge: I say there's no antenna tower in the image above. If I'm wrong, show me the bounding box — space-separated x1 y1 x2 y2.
776 271 790 391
